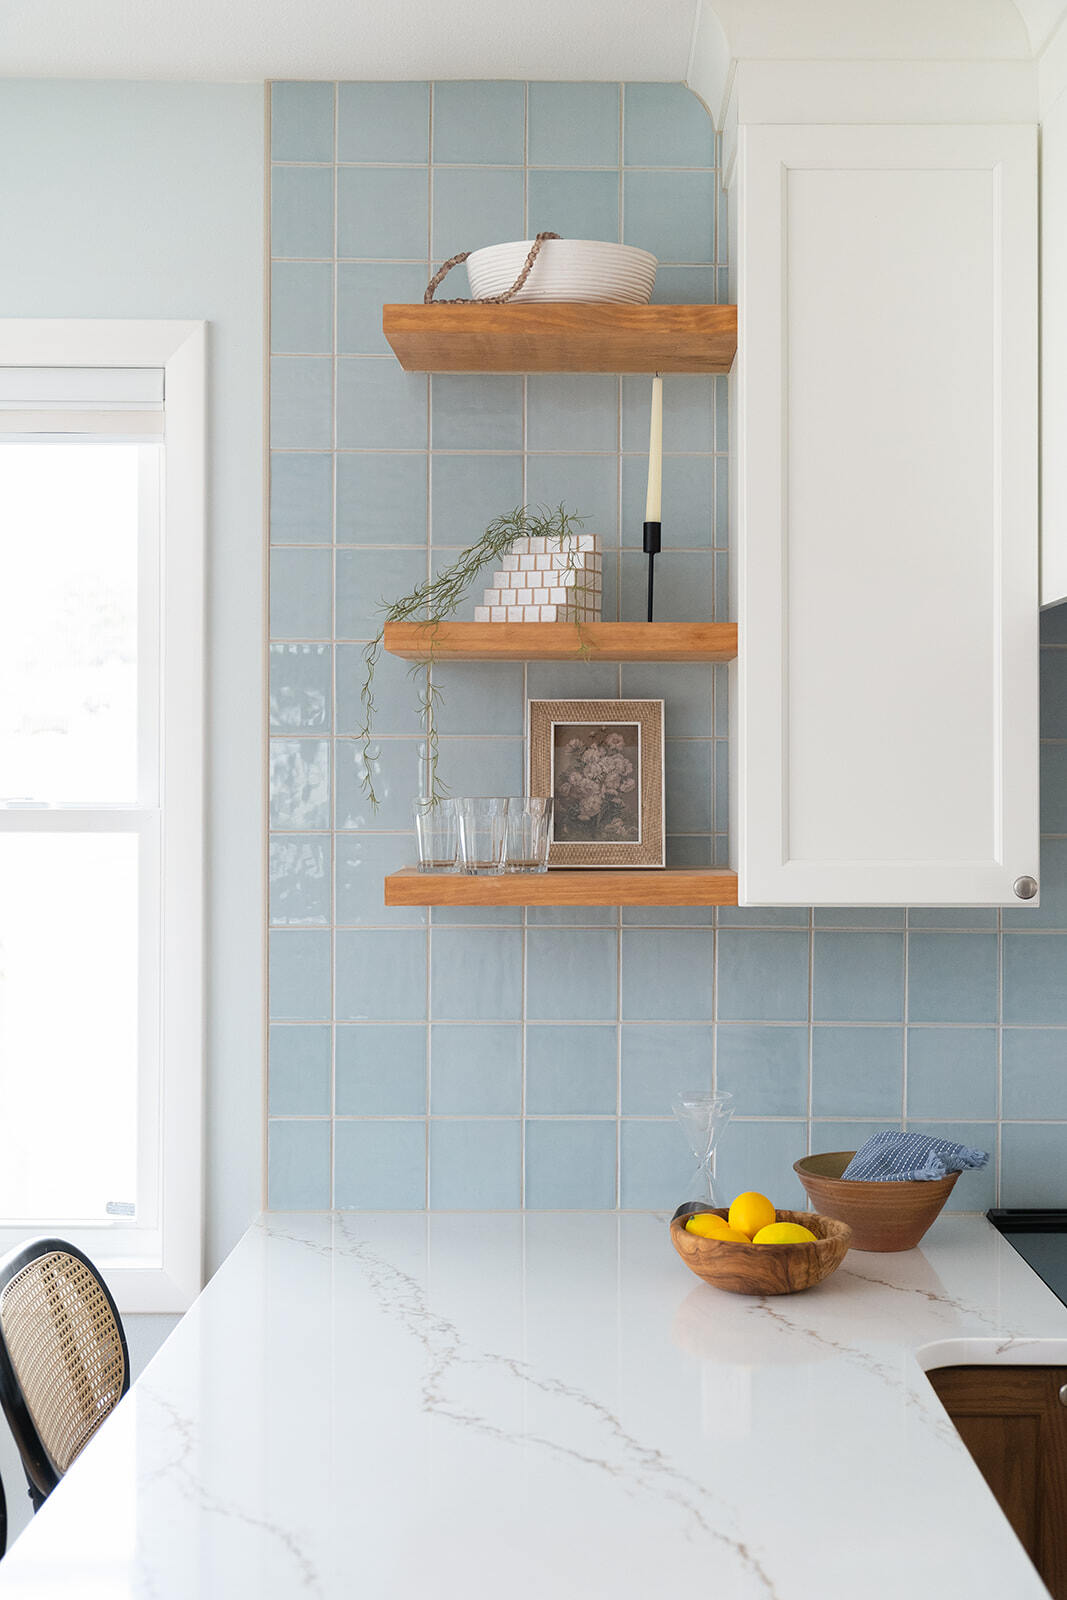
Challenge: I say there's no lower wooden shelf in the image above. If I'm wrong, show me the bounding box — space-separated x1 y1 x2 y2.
384 867 739 908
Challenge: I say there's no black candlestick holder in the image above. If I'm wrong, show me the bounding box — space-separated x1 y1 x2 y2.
643 521 661 622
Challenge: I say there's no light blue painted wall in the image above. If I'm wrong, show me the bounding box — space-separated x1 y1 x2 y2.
267 78 1067 1214
0 80 267 1271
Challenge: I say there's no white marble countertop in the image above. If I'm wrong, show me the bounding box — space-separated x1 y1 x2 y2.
0 1211 1065 1599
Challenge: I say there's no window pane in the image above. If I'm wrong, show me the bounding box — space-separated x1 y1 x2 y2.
0 444 142 803
0 834 140 1221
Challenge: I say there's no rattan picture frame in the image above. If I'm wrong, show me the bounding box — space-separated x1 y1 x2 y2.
527 699 665 868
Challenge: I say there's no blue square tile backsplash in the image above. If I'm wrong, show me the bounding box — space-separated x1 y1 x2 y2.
268 80 1067 1211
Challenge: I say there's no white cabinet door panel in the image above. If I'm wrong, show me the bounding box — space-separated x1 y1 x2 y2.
731 125 1038 905
1042 90 1067 607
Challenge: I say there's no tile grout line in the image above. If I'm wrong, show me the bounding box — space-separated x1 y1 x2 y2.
268 1010 1067 1031
996 904 1004 1206
269 1111 1067 1123
264 84 276 1206
273 159 718 173
908 915 915 1139
614 91 625 1204
328 78 340 1205
423 81 435 1210
520 79 530 1207
805 907 814 1160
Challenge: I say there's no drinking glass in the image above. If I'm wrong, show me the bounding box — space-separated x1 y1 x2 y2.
456 797 510 875
504 798 553 873
672 1090 734 1208
412 798 458 872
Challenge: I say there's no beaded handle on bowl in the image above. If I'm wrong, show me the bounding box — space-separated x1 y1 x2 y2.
423 232 561 305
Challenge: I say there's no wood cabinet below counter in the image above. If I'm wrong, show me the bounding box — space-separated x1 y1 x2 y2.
927 1366 1067 1599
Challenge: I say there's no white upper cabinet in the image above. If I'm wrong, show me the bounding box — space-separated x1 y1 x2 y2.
1042 87 1067 605
729 124 1039 905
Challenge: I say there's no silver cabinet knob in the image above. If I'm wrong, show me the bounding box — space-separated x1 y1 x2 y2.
1060 1383 1067 1408
1013 876 1038 900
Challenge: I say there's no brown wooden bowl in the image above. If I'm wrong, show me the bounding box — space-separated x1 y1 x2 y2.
793 1151 959 1252
669 1206 852 1295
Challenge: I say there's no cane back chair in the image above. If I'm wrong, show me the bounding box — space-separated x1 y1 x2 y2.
0 1239 129 1516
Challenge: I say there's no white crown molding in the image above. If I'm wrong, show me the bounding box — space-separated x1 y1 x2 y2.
1039 9 1067 108
686 0 734 131
1015 0 1067 55
696 0 1033 63
734 58 1035 126
711 57 1038 185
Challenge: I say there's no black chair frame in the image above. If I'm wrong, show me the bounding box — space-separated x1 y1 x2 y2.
0 1238 130 1523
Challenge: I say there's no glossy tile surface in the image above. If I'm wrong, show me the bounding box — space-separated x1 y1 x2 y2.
428 1119 522 1207
432 81 524 165
525 1024 618 1114
269 547 332 639
430 1024 522 1114
268 1024 331 1115
270 260 333 354
337 80 429 163
527 81 619 167
269 739 330 829
271 80 334 161
270 452 333 543
271 165 335 259
335 1024 427 1115
269 356 332 448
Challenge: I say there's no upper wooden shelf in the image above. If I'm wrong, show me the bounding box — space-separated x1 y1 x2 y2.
385 867 738 908
382 303 737 374
383 621 737 663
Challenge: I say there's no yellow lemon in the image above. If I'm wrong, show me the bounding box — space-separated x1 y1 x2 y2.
684 1214 750 1243
752 1222 818 1245
728 1191 776 1239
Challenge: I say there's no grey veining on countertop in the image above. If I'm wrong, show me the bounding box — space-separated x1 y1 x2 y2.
0 1210 1064 1598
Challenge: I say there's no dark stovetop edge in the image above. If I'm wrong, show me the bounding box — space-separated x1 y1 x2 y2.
988 1207 1067 1233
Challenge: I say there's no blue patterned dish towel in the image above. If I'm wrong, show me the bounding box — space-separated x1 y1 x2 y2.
842 1131 989 1182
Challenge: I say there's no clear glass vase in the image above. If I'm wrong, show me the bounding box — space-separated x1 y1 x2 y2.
672 1090 734 1209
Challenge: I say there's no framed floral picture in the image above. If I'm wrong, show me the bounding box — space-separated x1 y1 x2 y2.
527 699 665 868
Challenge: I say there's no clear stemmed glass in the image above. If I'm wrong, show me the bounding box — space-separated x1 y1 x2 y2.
671 1090 735 1209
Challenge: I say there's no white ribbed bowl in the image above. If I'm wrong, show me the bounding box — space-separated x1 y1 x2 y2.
465 239 658 304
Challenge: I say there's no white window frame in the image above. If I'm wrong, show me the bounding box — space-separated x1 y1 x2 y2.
0 320 205 1313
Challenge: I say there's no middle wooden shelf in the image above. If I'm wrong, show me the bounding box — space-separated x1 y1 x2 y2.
383 620 737 663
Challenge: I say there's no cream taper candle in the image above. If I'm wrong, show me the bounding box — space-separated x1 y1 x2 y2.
644 375 663 521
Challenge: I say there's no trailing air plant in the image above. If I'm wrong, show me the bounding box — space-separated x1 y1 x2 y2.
357 503 592 810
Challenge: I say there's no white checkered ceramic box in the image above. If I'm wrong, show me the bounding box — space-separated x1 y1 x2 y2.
504 534 598 556
500 550 603 574
474 600 601 622
482 584 600 606
490 566 602 592
478 533 603 625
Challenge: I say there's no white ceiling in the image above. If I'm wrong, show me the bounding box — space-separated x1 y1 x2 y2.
0 0 698 82
0 0 1064 82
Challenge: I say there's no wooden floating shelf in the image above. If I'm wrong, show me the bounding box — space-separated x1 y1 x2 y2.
385 868 739 908
383 621 738 663
382 303 737 374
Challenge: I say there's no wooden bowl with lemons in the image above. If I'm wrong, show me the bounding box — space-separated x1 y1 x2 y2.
670 1199 852 1296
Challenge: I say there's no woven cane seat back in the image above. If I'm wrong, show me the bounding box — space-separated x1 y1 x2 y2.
0 1250 126 1474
